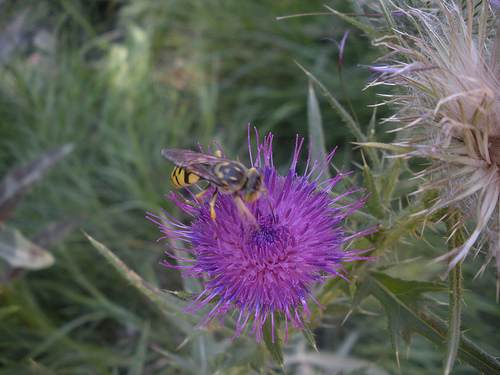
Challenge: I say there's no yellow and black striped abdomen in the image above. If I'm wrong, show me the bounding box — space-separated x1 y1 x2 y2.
170 166 201 188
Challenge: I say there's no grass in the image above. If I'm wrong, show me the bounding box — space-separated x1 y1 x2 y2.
0 0 499 374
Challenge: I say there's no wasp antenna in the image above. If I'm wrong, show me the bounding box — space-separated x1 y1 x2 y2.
262 193 275 224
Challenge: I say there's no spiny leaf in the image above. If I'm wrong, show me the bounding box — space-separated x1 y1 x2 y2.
84 232 238 338
359 270 500 374
262 316 284 369
299 316 318 352
376 0 397 33
323 5 384 38
354 141 413 153
307 80 330 183
380 158 404 207
84 232 190 319
363 164 384 218
370 270 447 302
169 290 200 300
295 62 360 140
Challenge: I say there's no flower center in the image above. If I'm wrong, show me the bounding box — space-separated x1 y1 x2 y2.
252 224 282 248
247 214 290 249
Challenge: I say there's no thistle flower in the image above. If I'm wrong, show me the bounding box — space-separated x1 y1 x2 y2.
369 0 500 287
148 129 375 342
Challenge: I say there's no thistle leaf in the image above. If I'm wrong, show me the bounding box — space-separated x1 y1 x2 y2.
360 270 500 374
363 164 384 218
262 317 283 369
169 290 200 300
307 80 330 183
295 62 360 140
84 232 195 322
300 316 318 352
323 5 383 38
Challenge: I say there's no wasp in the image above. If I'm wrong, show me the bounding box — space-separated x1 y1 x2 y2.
161 147 265 224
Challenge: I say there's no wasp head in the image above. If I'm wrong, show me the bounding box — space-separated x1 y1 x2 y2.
242 168 265 202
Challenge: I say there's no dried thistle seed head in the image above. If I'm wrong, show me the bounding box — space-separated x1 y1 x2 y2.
369 0 500 291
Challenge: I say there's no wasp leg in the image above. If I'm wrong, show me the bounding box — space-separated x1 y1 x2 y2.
196 187 218 224
234 195 258 227
195 187 211 201
195 186 218 232
209 190 218 225
209 190 220 239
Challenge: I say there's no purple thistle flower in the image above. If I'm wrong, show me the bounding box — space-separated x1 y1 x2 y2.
148 128 376 342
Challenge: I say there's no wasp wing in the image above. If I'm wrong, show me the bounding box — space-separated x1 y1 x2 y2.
161 148 224 167
161 148 228 185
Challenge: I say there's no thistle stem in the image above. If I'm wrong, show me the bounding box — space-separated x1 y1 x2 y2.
444 210 464 375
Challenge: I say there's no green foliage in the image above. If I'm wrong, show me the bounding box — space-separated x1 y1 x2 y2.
355 271 500 374
0 0 498 374
262 318 284 370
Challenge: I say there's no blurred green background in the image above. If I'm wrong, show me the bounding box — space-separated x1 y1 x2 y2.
0 0 498 374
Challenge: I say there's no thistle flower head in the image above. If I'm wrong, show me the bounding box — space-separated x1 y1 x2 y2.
148 128 375 341
369 0 500 288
